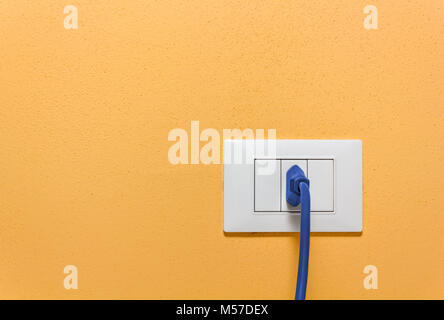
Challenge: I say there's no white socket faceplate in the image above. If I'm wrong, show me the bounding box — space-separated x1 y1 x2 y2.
223 140 362 232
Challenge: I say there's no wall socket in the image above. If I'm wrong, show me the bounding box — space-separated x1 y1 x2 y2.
224 140 362 232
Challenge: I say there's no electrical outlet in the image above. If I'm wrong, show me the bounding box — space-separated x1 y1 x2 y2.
224 140 362 232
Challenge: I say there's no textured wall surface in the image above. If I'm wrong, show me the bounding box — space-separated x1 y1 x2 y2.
0 1 443 299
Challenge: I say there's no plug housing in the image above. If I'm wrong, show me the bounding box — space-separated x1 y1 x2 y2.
286 165 309 207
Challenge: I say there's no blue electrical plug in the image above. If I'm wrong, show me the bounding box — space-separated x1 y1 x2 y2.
286 165 310 207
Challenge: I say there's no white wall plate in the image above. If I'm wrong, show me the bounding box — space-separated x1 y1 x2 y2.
223 140 362 232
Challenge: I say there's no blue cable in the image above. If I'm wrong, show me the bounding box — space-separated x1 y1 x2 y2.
285 165 310 300
295 181 310 300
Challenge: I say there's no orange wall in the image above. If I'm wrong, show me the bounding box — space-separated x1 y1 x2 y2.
0 1 443 299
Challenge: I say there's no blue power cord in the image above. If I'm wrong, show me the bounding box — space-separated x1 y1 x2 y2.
286 165 311 300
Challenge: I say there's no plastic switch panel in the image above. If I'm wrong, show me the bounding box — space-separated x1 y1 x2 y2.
224 140 362 232
308 160 334 212
254 160 280 211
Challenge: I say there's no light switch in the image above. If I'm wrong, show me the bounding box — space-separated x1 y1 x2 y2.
254 159 280 211
281 160 307 212
308 159 334 212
